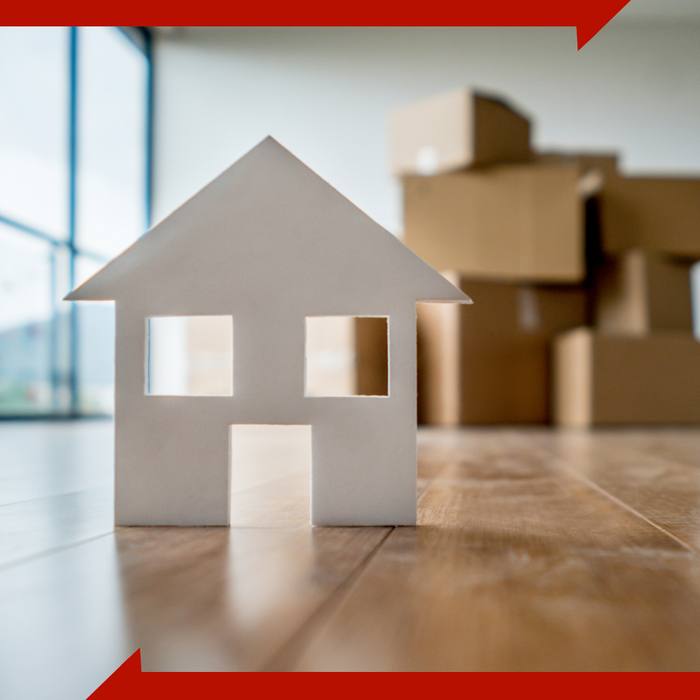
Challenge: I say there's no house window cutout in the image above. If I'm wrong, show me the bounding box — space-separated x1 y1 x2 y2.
305 316 388 397
229 424 311 525
147 315 233 396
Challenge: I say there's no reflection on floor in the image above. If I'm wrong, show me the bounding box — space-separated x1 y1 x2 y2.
1 421 700 696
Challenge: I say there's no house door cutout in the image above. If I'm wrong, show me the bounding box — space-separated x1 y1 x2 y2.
229 425 312 526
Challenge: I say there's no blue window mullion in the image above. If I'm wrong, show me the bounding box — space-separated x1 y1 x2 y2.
144 28 154 229
68 26 79 415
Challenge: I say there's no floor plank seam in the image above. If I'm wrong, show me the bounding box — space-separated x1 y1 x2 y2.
537 445 700 556
0 530 118 574
259 526 395 671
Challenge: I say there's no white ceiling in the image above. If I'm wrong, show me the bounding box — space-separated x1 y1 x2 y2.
617 0 700 21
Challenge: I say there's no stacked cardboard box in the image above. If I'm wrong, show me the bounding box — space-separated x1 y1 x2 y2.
396 89 601 284
553 329 700 426
418 276 589 425
403 163 591 283
392 89 596 423
391 87 700 426
553 248 700 426
390 88 532 176
594 249 694 335
541 158 700 425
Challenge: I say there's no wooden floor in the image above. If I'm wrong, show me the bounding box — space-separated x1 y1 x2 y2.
2 422 700 695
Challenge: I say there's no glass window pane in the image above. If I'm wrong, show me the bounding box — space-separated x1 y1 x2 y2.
76 27 148 259
0 222 56 414
75 256 115 414
53 247 73 412
0 27 69 238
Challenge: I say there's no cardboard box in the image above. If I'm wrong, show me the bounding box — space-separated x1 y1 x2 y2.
418 274 589 425
537 151 619 176
403 162 595 283
538 152 700 258
553 328 700 426
390 88 532 176
600 175 700 257
355 316 389 397
595 248 694 335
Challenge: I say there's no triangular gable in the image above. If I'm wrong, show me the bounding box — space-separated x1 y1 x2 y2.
66 137 470 306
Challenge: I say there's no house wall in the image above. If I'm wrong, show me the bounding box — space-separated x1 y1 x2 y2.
113 302 419 526
151 21 700 237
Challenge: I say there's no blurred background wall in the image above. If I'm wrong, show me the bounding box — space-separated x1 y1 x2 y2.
151 16 700 235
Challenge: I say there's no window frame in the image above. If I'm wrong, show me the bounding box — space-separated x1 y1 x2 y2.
0 27 153 418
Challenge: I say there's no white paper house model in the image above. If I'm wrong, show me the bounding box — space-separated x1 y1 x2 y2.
66 137 471 527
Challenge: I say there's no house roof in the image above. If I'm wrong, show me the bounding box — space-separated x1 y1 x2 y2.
65 137 471 309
